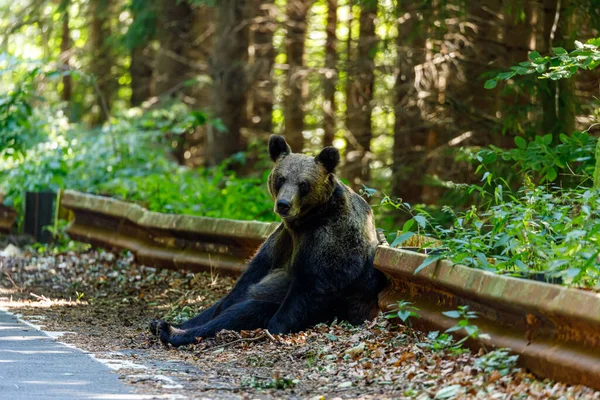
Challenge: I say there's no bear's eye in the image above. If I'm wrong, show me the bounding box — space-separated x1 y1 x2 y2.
298 181 310 196
274 176 285 191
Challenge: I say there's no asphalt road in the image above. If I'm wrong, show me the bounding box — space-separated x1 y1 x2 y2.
0 309 155 399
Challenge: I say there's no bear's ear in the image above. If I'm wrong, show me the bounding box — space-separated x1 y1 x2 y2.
269 135 292 161
315 146 340 173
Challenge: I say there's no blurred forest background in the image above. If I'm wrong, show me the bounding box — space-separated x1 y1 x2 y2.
1 0 599 230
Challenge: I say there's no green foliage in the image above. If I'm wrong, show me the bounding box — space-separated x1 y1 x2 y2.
385 300 420 325
418 331 466 355
0 54 60 156
442 306 490 346
0 102 276 223
475 132 596 185
104 167 273 221
380 41 600 289
376 47 600 291
485 37 600 88
417 307 488 357
474 349 519 377
32 219 92 254
241 376 298 390
123 0 157 50
380 177 600 289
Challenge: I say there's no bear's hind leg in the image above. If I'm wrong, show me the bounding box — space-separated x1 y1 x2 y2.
158 299 280 347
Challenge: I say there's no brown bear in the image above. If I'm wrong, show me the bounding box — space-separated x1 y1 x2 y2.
151 135 387 347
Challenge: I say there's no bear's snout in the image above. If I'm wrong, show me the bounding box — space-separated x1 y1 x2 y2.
276 199 292 216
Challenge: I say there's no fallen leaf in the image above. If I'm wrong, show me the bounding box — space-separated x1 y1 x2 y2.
394 351 415 366
344 342 365 358
489 370 502 383
435 384 462 399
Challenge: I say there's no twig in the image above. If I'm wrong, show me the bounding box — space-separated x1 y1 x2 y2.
264 330 277 342
30 292 51 302
584 122 600 133
3 270 19 289
204 333 268 352
203 330 279 353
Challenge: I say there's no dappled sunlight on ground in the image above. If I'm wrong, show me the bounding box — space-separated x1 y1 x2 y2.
0 297 84 309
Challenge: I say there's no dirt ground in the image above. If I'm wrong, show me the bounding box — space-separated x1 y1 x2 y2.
1 245 599 400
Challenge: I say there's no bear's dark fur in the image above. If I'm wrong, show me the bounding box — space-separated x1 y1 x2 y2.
150 135 387 347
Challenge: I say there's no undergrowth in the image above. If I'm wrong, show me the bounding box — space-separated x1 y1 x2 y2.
0 102 275 223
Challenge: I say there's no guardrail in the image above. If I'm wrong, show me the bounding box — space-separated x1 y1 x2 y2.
54 190 600 390
376 248 600 390
60 190 278 275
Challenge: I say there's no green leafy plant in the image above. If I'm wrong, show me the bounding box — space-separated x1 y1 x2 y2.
241 376 298 390
443 306 490 346
474 348 519 376
0 54 62 157
385 300 421 326
0 102 276 224
418 331 466 355
430 182 599 287
373 167 600 288
485 37 600 89
418 306 489 354
476 132 596 185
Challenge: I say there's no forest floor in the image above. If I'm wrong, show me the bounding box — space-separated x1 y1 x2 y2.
1 243 599 400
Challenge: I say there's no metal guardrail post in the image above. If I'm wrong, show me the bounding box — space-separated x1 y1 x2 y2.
24 191 56 243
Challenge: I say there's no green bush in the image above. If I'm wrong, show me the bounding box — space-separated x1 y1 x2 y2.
0 100 275 223
380 38 600 289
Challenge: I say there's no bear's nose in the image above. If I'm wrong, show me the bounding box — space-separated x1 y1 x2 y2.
276 200 291 215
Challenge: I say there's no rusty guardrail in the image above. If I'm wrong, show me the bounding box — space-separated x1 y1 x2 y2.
61 190 278 275
60 190 600 389
376 248 600 390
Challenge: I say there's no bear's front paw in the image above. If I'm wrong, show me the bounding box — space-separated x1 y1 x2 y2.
149 319 163 336
156 321 173 345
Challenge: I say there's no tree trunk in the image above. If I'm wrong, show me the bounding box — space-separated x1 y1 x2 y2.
594 138 600 189
284 0 312 152
419 0 444 205
540 0 575 139
129 1 156 107
391 1 427 203
88 0 114 126
59 0 72 114
155 0 194 97
131 45 155 106
185 4 215 110
180 4 216 167
464 0 503 133
344 0 377 189
207 0 250 166
323 0 337 147
497 0 538 147
248 0 276 137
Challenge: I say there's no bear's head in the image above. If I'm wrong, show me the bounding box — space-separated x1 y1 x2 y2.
267 135 340 221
